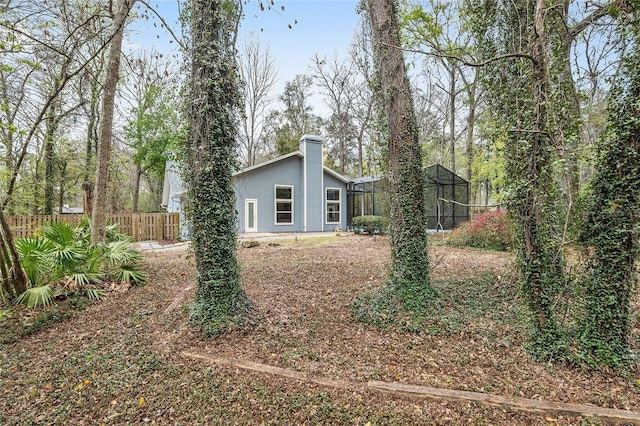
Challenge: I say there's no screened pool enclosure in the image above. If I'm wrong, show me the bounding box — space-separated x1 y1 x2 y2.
347 164 469 231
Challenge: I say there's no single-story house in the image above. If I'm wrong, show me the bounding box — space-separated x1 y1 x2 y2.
162 135 350 238
162 135 470 239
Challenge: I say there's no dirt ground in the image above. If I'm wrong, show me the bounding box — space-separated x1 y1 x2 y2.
1 234 640 425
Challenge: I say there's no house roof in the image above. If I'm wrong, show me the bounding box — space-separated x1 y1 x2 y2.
233 150 351 183
232 151 303 176
322 166 351 183
59 206 84 214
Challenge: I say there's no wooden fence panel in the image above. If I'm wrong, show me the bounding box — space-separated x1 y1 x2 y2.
6 213 180 242
7 214 84 238
139 213 155 241
164 212 179 240
110 214 134 239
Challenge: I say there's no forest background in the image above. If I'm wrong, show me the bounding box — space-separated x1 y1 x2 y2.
2 0 617 218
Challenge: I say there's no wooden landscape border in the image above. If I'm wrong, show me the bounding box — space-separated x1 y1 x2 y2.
368 380 640 424
182 351 640 424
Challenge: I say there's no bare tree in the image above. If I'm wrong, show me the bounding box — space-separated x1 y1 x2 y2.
0 0 114 296
349 19 377 176
311 53 358 175
267 74 322 156
400 0 479 177
121 50 181 212
238 35 278 167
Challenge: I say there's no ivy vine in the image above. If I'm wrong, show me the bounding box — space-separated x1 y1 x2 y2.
577 11 640 367
352 0 435 330
182 0 251 337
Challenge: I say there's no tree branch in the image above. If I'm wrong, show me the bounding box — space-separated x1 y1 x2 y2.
137 0 186 51
381 42 537 67
568 5 610 40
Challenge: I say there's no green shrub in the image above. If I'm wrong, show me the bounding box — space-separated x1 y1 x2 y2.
446 210 513 251
13 221 147 308
14 286 54 308
352 215 389 235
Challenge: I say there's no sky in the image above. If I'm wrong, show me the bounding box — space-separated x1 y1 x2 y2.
129 0 363 115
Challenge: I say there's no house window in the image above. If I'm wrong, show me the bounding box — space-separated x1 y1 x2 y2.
275 185 293 225
326 188 341 224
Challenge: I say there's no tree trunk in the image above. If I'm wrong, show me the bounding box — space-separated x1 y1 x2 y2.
187 0 251 336
511 0 565 350
1 78 15 215
0 209 28 296
43 102 59 215
147 177 163 211
0 242 10 296
465 81 476 186
367 0 432 308
579 9 640 365
32 157 41 214
84 80 100 182
133 165 142 212
357 100 373 178
83 181 93 215
90 0 135 244
448 60 456 173
545 0 582 229
58 160 67 214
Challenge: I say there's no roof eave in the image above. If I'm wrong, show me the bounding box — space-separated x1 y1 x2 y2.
323 167 351 183
233 151 303 177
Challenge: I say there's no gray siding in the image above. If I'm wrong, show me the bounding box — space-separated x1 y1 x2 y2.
234 159 348 233
167 136 349 235
234 156 305 233
322 173 348 231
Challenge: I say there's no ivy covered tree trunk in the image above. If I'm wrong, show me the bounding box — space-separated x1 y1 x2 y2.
367 0 433 310
547 1 610 238
43 85 62 215
579 9 640 367
471 0 568 358
186 0 251 336
513 0 567 354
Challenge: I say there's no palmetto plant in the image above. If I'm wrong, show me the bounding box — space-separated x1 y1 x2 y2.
41 222 87 279
96 240 147 285
74 218 129 245
14 221 147 308
15 237 56 287
14 285 54 308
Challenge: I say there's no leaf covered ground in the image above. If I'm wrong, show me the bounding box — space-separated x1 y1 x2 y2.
1 234 640 425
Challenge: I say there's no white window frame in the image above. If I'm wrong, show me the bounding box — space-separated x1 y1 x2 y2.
275 185 294 225
325 187 341 224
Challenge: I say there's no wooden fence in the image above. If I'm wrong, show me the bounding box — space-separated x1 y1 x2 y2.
6 213 180 242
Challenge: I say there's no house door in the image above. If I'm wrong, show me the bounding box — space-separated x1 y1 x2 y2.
245 199 257 233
